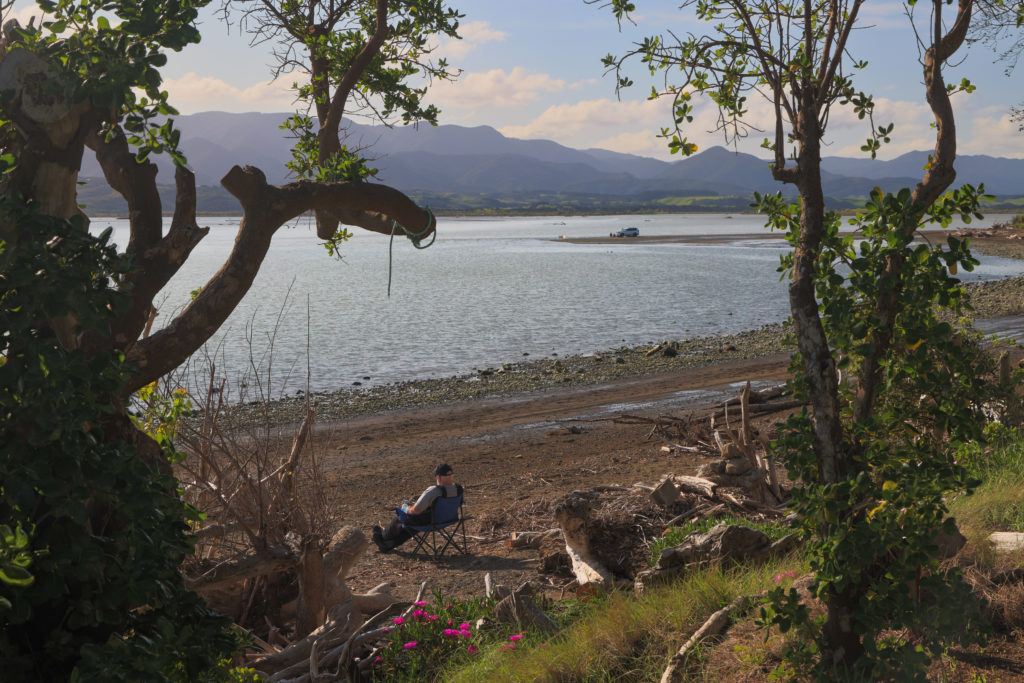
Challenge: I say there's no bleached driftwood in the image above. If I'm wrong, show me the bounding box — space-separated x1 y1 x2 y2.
710 399 802 422
553 492 614 589
660 595 752 683
258 599 360 680
508 528 563 549
185 544 298 593
672 475 718 499
351 582 400 614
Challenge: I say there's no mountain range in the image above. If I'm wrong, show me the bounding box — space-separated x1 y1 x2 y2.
77 111 1024 214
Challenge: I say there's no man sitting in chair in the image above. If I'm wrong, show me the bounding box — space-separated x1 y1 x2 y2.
372 463 459 553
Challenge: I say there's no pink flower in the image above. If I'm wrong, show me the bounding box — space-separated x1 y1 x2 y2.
500 644 515 652
443 629 459 638
403 641 417 649
459 622 471 630
393 617 404 625
427 614 439 622
509 634 523 641
459 630 472 638
414 600 427 606
412 609 426 618
467 644 478 654
447 619 453 626
774 570 799 583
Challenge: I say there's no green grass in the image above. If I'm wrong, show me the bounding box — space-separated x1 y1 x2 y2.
398 427 1024 682
437 559 807 683
648 514 793 567
952 426 1024 541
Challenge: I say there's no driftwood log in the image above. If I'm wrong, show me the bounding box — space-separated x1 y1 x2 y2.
552 492 614 589
673 475 718 499
508 528 563 549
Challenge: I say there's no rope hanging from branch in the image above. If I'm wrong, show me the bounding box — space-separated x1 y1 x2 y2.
387 207 437 297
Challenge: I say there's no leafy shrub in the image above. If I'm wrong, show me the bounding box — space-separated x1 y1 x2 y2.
757 187 999 680
0 204 236 680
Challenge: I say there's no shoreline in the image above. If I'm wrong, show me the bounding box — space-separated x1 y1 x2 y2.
223 269 1024 428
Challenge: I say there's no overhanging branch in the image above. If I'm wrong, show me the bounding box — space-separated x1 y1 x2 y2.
123 167 434 393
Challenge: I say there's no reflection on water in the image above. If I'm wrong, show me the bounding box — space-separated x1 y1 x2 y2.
93 213 1022 395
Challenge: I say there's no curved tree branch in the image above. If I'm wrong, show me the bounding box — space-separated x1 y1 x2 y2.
319 0 389 159
85 126 210 352
123 166 434 393
853 0 973 423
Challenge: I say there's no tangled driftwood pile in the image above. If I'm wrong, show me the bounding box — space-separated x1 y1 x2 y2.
498 381 801 598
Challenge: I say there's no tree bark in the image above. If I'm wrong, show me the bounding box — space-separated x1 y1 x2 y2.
852 0 972 424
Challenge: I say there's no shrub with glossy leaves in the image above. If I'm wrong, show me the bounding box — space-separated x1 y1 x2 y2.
0 202 236 681
756 186 1002 680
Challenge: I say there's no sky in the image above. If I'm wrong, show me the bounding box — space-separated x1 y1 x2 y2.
8 0 1024 160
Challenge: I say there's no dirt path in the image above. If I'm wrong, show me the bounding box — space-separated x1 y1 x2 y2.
314 353 791 601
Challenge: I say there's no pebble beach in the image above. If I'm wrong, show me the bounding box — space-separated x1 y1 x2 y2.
224 255 1024 428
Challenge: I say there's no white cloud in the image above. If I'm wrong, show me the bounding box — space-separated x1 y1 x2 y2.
499 98 664 139
959 110 1024 157
428 67 567 109
162 72 295 113
435 20 506 61
495 95 778 159
590 129 670 158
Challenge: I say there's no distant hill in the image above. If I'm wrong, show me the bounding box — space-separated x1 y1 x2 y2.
77 111 1024 215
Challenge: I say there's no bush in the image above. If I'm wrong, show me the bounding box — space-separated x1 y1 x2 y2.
372 589 531 681
0 204 237 680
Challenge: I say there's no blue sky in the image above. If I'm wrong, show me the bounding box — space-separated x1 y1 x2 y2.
9 0 1024 159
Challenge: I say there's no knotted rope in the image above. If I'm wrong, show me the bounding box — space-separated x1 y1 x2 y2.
387 207 437 296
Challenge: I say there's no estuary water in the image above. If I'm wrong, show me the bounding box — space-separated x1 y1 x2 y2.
99 213 1023 395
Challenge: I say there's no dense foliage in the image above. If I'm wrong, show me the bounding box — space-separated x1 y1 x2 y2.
0 203 237 680
598 0 1016 676
756 186 1004 679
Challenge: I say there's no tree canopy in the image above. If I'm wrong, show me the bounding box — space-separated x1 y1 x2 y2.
218 0 461 240
0 0 452 676
598 0 1021 676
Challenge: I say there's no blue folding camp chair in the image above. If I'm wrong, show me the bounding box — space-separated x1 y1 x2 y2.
399 484 469 559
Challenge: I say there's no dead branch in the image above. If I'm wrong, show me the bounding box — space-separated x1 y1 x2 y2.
509 529 563 549
660 595 753 683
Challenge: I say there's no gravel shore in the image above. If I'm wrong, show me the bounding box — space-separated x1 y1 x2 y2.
225 324 792 426
220 235 1024 428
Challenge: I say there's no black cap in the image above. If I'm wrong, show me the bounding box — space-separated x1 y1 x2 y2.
433 463 453 476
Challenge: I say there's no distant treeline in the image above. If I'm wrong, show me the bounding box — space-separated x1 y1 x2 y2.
77 177 1024 217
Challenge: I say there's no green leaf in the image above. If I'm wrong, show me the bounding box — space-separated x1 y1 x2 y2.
0 563 34 586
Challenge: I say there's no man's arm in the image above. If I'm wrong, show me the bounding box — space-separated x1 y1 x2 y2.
407 486 440 514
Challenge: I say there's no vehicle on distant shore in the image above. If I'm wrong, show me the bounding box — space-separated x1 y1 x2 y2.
610 227 640 237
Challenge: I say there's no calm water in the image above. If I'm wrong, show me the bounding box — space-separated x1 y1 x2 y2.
97 213 1023 395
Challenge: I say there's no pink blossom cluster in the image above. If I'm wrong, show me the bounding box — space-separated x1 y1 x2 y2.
773 570 799 583
378 604 490 669
442 622 473 639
